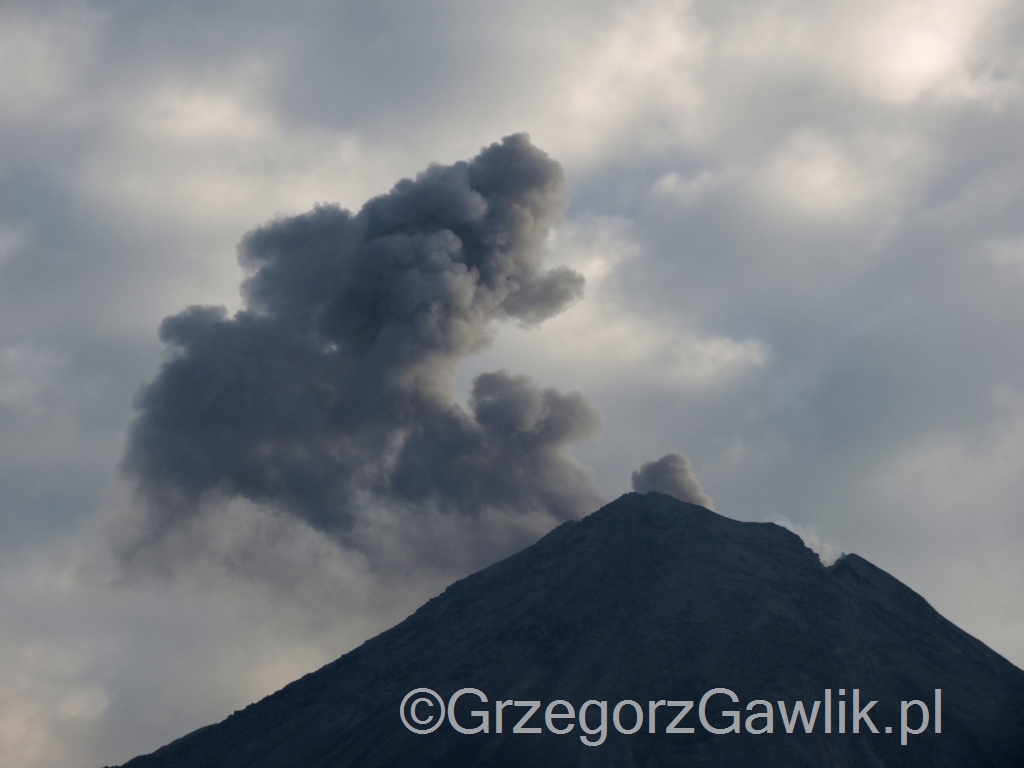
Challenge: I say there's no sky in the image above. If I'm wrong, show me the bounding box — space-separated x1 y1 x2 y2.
1 0 1023 765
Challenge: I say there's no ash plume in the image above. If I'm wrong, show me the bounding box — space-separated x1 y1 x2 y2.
631 452 714 509
122 134 601 558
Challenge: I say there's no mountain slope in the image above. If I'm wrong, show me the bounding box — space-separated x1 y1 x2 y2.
113 492 1024 767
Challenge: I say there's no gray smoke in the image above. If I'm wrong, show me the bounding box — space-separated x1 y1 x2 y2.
631 453 714 509
122 134 602 557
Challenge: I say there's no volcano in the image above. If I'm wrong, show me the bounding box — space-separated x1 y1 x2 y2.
113 492 1024 766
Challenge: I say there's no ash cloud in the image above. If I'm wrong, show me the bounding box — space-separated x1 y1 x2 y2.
631 452 714 509
122 134 601 559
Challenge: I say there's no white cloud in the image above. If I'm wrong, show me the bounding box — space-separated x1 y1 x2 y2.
869 397 1024 661
0 224 27 268
845 0 1009 104
79 82 400 236
462 215 768 392
0 344 62 413
753 128 929 221
537 0 709 162
876 397 1024 532
985 236 1024 278
0 6 97 125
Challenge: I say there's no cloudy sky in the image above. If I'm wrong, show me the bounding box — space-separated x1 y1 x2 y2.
1 0 1023 765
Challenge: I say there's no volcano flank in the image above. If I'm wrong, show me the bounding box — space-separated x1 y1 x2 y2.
113 493 1024 766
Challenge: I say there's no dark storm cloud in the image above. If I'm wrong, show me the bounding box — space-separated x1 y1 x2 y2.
122 134 601 551
631 452 714 509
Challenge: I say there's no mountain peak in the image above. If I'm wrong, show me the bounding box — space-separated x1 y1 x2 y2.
117 493 1024 767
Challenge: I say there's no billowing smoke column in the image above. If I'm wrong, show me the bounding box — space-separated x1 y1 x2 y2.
631 452 714 509
123 135 603 549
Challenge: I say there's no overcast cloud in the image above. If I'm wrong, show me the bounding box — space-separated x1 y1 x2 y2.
1 1 1023 766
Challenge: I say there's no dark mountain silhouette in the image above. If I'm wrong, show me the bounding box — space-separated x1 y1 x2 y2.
112 493 1024 767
